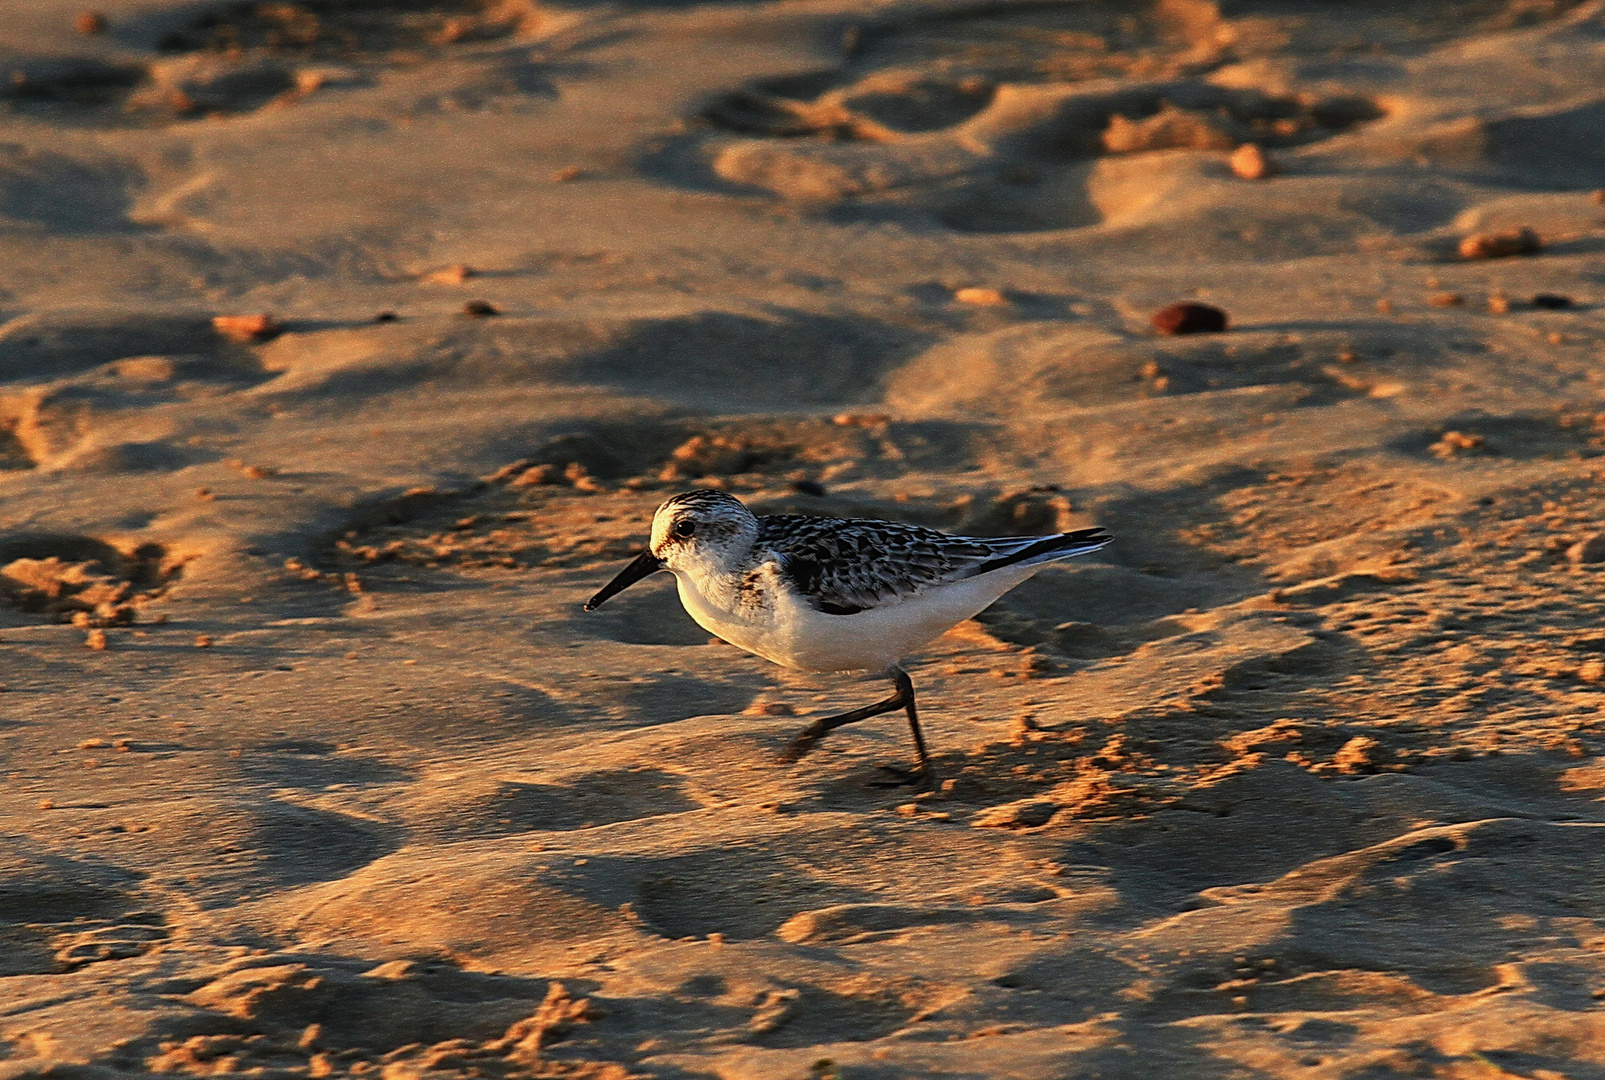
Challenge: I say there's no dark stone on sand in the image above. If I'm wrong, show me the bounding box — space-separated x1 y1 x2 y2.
461 300 500 318
1531 294 1573 309
790 479 826 497
1151 302 1228 335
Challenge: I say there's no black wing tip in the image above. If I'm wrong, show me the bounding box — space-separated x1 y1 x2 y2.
972 527 1112 576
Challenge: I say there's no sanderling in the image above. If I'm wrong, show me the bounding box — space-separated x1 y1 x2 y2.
585 489 1111 786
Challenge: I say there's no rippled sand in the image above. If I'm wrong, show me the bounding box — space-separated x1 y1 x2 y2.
3 1 1605 1076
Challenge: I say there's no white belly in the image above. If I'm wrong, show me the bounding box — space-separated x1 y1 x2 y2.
672 563 1043 673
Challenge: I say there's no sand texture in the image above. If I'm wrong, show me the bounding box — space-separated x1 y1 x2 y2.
5 0 1605 1075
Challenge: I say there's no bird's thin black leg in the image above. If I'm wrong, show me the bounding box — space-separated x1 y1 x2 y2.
778 666 934 788
778 678 906 764
895 667 934 785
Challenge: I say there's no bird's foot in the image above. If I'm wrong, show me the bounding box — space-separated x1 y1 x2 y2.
776 735 817 766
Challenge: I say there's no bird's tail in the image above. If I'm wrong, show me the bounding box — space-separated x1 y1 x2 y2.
971 527 1112 576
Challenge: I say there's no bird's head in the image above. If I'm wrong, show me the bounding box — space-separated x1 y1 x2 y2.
584 489 758 610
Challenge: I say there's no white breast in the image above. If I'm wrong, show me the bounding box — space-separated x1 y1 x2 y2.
673 561 1045 673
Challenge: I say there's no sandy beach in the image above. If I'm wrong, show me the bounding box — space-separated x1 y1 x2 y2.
4 0 1605 1075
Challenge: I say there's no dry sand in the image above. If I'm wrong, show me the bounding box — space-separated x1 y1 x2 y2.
4 0 1605 1075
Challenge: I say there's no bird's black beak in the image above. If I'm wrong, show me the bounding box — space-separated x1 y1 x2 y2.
584 550 664 611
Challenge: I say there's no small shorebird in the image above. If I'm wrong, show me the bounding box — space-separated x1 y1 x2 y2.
585 489 1110 786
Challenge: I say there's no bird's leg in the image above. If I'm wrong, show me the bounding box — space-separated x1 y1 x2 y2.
893 667 934 786
779 666 934 788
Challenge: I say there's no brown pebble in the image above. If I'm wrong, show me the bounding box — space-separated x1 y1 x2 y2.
1593 190 1605 205
86 629 108 650
461 300 500 317
240 464 278 479
1229 143 1276 180
194 487 215 500
1487 292 1510 314
832 412 890 428
1428 292 1465 307
510 462 561 487
373 311 399 322
194 634 213 648
954 286 1009 307
1429 430 1484 458
74 10 107 34
1152 302 1228 335
431 14 479 44
1330 735 1384 774
1376 298 1394 314
212 313 281 342
1580 659 1605 684
551 167 586 183
37 800 53 810
422 264 475 285
1459 228 1541 260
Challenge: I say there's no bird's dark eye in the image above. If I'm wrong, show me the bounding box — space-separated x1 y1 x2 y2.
672 518 697 539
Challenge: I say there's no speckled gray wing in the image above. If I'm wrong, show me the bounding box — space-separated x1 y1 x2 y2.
758 516 1110 615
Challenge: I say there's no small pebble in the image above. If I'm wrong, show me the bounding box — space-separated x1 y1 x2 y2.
194 634 213 648
86 629 108 650
1459 228 1541 260
1429 430 1484 458
1580 659 1605 684
373 311 399 322
1487 292 1510 314
212 313 281 342
1376 298 1394 314
551 167 586 182
195 487 214 500
461 300 500 317
1531 293 1572 309
1151 302 1228 335
422 264 475 285
431 14 480 44
1428 292 1464 307
1229 143 1276 180
1593 190 1605 205
74 10 107 34
954 287 1009 307
510 463 561 487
